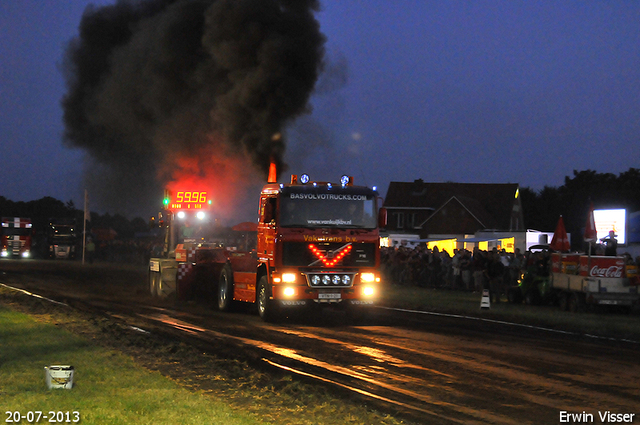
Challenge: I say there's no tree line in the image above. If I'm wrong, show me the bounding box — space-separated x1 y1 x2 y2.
0 196 148 239
2 167 639 243
520 168 640 246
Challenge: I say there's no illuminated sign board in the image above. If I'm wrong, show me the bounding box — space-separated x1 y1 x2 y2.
168 191 210 210
594 209 626 245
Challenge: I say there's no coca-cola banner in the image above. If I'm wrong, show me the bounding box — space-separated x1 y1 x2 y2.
579 256 626 278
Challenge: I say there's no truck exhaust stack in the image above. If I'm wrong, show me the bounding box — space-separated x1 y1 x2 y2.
268 161 277 184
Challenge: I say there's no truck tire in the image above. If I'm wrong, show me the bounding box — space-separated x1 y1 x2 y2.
149 271 159 297
507 287 523 304
558 292 569 311
257 275 278 322
568 293 585 313
524 289 540 305
218 265 234 312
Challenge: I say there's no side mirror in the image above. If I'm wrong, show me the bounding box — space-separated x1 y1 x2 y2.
378 207 387 229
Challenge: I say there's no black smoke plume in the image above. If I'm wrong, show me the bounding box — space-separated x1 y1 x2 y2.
62 0 325 218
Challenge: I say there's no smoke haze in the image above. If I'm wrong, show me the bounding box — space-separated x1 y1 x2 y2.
62 0 325 220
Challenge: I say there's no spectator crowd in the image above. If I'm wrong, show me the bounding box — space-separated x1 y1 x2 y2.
381 244 640 302
381 245 526 294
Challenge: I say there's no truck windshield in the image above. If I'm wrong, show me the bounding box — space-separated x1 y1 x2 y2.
279 191 377 229
53 235 76 244
3 228 31 237
52 226 75 236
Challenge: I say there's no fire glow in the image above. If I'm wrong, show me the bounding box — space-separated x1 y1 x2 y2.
161 143 260 222
308 244 352 267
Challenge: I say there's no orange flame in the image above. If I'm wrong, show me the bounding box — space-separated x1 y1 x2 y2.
268 161 277 183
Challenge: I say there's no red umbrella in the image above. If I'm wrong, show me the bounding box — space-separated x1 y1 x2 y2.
549 215 571 252
584 202 597 242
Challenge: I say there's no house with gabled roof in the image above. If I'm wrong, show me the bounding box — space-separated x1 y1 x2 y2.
382 180 525 244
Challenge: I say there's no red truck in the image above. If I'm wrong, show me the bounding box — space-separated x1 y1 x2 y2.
149 172 386 321
1 217 34 259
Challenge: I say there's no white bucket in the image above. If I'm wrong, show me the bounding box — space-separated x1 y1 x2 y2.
45 365 74 389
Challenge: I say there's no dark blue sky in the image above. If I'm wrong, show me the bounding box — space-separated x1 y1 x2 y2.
1 1 639 219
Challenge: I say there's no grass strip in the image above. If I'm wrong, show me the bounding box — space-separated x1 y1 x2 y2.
0 305 264 425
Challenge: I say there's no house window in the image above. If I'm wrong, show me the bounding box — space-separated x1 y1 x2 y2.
408 213 418 229
393 212 404 229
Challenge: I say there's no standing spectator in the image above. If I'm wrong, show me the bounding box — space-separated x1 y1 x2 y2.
460 250 473 291
472 248 486 292
509 248 524 287
440 249 452 288
451 249 462 290
601 230 618 256
428 247 442 287
500 249 512 291
86 237 95 264
487 252 505 303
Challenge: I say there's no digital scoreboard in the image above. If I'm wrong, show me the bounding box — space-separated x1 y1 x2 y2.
164 190 211 210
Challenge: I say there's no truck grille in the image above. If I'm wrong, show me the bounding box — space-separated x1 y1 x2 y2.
9 239 24 255
55 246 71 258
305 273 355 288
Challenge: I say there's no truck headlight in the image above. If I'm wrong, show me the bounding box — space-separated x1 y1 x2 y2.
362 286 375 297
281 273 297 283
283 287 296 297
361 273 376 283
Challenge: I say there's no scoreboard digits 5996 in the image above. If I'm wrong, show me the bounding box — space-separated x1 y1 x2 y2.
168 191 209 210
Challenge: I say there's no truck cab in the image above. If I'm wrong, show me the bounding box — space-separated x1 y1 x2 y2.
1 217 33 258
47 218 78 259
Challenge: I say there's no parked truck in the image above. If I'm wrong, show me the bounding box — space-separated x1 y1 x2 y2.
508 251 639 312
149 172 386 321
1 217 33 258
46 218 78 259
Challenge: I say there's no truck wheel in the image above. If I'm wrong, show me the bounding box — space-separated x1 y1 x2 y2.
558 293 569 311
218 265 234 312
524 289 540 305
568 293 585 313
507 287 523 304
149 271 159 297
257 275 278 322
